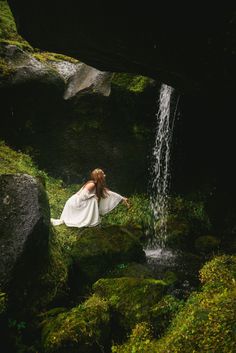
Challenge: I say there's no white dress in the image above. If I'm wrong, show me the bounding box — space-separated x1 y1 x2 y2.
51 186 124 228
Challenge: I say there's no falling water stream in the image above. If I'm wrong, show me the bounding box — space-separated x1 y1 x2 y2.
145 84 179 267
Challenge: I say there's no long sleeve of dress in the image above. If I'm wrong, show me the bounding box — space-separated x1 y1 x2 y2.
99 190 124 215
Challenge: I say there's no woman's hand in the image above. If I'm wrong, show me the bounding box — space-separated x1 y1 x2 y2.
122 197 130 208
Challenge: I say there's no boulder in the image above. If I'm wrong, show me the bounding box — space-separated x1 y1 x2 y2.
54 224 146 295
64 63 113 99
0 173 50 290
0 44 64 90
41 295 110 353
93 277 167 334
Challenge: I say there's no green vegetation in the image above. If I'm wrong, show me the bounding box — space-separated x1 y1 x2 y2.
1 138 235 353
0 140 80 218
0 1 32 50
42 295 110 353
33 51 79 64
0 141 150 228
112 322 155 353
154 255 236 353
93 277 168 333
112 255 236 353
112 73 154 93
102 193 151 230
160 196 212 253
0 142 72 313
0 55 13 78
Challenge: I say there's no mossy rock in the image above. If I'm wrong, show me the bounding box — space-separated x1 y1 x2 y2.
199 254 236 289
0 172 69 317
112 73 155 94
154 257 236 353
112 256 236 353
68 225 146 290
160 196 212 252
112 322 156 353
194 235 220 254
41 295 110 353
106 262 155 279
93 277 167 334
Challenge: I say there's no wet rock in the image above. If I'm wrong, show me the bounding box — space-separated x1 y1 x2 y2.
64 63 113 99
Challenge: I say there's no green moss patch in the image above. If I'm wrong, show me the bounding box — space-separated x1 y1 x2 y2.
112 322 155 353
0 1 31 49
112 73 154 93
112 255 236 353
93 277 167 333
0 141 80 218
41 295 110 353
33 51 79 64
67 226 146 289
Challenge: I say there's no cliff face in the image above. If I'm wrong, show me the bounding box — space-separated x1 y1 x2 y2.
7 1 236 93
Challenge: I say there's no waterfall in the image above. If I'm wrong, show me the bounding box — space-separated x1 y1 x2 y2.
147 83 178 251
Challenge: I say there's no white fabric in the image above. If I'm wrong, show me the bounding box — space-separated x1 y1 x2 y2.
51 186 124 228
99 190 123 215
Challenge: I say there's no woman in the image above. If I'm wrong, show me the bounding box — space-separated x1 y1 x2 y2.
51 168 129 228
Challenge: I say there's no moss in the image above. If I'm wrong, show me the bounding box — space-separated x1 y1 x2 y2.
157 256 236 352
161 196 212 252
5 226 69 318
199 254 236 289
68 226 146 289
112 322 155 353
0 56 13 78
41 295 110 353
112 73 154 93
106 262 155 279
0 141 80 218
93 277 167 334
0 39 33 51
155 282 236 352
112 256 236 353
102 193 152 230
0 142 72 314
33 51 79 64
0 1 31 48
160 214 190 250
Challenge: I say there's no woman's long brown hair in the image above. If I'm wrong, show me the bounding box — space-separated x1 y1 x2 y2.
90 168 108 202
